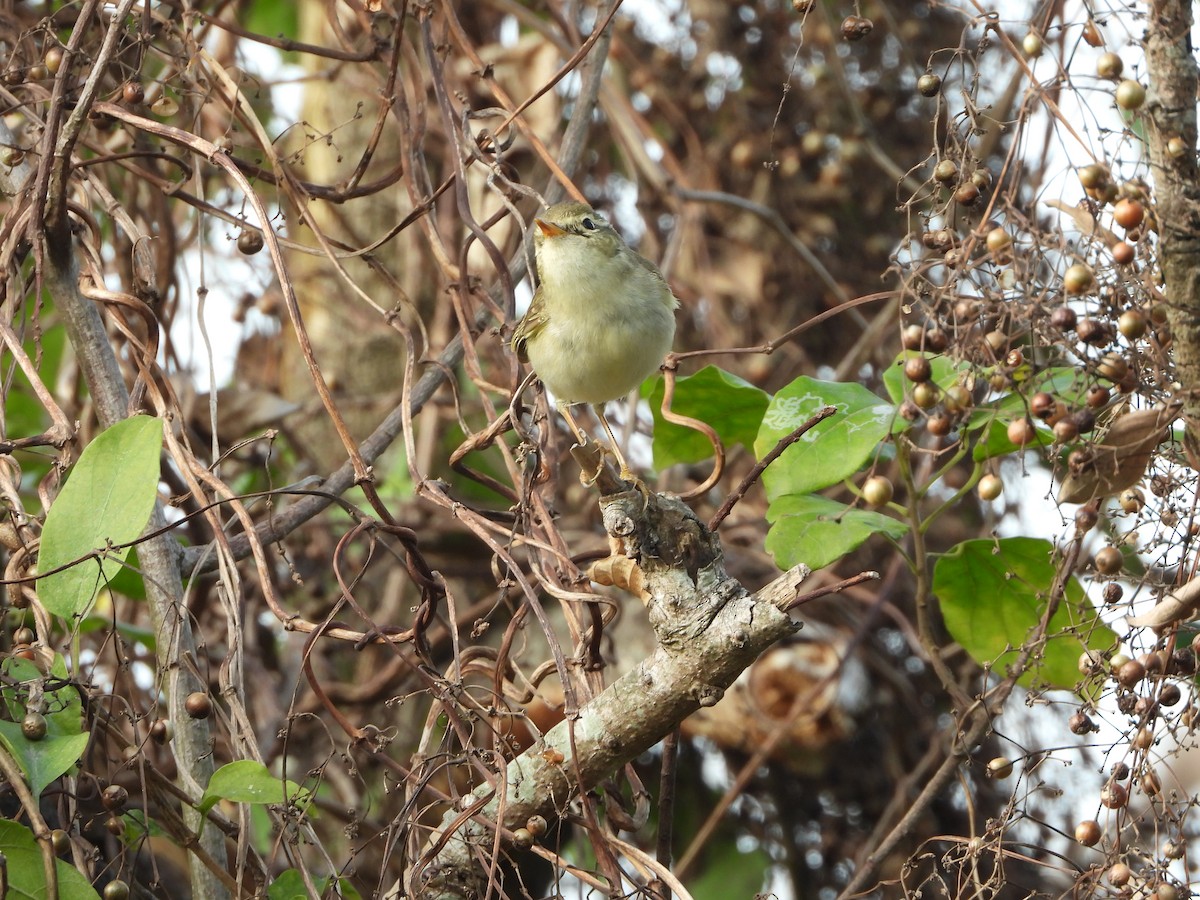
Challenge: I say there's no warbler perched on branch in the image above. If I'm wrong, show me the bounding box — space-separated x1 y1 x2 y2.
511 201 678 478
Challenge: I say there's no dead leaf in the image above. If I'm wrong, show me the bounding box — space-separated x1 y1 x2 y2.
1127 578 1200 629
1057 402 1182 504
1045 199 1121 248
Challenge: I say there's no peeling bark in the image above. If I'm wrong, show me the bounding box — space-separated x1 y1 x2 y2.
1145 1 1200 450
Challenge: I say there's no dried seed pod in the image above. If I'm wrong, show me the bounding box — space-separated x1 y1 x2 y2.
588 556 650 602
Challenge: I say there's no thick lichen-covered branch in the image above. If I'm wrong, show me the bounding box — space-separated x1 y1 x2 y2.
1145 1 1200 445
400 485 806 900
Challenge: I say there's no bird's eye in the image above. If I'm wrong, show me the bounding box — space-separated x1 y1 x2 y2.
581 217 597 231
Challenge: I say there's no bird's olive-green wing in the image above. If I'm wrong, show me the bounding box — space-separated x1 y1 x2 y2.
631 251 680 308
510 287 549 363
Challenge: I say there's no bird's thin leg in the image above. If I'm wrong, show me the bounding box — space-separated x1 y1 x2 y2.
556 402 590 445
597 409 634 481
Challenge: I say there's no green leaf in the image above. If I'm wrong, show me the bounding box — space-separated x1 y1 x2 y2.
200 760 311 815
0 820 100 900
0 723 89 800
933 538 1117 690
0 656 87 799
754 378 897 499
687 839 771 900
269 871 362 900
38 416 162 619
643 365 771 468
881 351 972 404
765 494 908 570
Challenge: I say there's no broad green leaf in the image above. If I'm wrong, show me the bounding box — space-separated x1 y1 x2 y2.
0 657 88 799
881 351 972 404
644 365 771 468
688 839 771 900
38 416 162 619
0 723 90 800
2 655 83 730
765 494 908 571
269 871 362 900
0 820 99 900
933 537 1117 690
200 760 311 815
754 378 896 499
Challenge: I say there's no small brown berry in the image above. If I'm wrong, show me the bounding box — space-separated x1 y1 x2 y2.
862 476 894 507
986 756 1013 778
1063 263 1095 295
526 815 548 838
926 414 952 437
901 324 925 351
1113 198 1145 229
1075 820 1102 846
1078 164 1109 190
912 382 939 409
1112 241 1135 266
1007 418 1036 446
43 47 64 75
22 712 46 741
101 784 129 811
977 474 1002 501
1069 711 1096 734
1049 306 1077 331
1075 317 1109 344
933 159 959 185
1097 352 1129 382
237 229 264 255
924 328 948 352
904 356 933 383
1097 52 1123 80
1102 583 1123 605
1115 658 1145 687
1115 79 1146 110
954 182 979 206
917 73 941 97
1118 488 1144 513
1030 392 1056 419
1086 385 1111 408
149 718 173 744
840 15 873 41
985 227 1012 255
185 692 212 719
1095 546 1123 575
1052 419 1079 442
1070 409 1096 433
1100 782 1128 809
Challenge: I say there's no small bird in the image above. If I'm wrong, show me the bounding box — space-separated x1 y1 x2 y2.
511 201 679 478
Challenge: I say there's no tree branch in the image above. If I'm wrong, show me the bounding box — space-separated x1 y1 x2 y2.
398 487 806 900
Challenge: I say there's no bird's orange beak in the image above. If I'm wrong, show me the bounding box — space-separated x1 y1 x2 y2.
535 218 567 237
